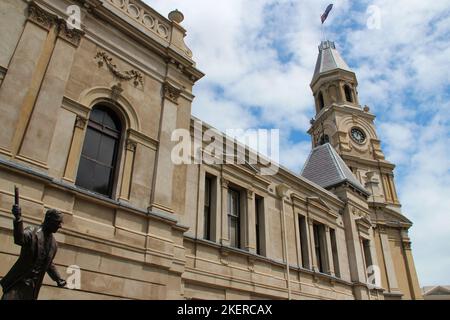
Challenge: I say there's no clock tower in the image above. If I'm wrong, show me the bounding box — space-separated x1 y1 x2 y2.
308 40 400 208
305 40 423 299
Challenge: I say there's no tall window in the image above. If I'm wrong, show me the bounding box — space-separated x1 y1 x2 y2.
330 228 340 277
362 239 373 272
255 196 265 256
204 176 213 241
344 85 353 102
318 92 325 110
76 105 122 197
298 216 310 269
313 223 327 273
228 188 241 248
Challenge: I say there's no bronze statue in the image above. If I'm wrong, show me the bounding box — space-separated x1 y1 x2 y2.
1 187 66 300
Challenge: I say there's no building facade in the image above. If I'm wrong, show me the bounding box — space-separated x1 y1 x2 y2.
0 0 422 300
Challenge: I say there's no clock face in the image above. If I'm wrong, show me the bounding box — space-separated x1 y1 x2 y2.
350 128 366 144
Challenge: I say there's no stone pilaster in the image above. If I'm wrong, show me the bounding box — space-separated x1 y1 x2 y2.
378 226 400 294
119 139 137 201
220 178 230 246
63 115 87 183
0 2 58 155
245 189 256 254
401 232 423 300
342 204 369 295
149 82 182 214
19 19 83 166
308 219 319 272
325 225 335 276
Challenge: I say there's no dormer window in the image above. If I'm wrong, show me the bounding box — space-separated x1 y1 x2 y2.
344 84 353 103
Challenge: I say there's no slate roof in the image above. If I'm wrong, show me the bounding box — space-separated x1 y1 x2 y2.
312 40 353 83
301 143 370 196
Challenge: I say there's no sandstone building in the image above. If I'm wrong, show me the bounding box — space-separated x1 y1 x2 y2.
0 0 422 299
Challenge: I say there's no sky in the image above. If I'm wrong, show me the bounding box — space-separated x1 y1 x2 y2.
145 0 450 287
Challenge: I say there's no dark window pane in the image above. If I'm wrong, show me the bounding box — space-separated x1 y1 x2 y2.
345 85 353 102
76 106 122 198
97 135 117 166
103 111 120 131
76 157 96 191
89 108 104 124
81 128 101 159
230 217 237 248
92 164 112 196
318 92 325 110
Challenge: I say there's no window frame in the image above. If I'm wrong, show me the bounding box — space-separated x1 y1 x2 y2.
75 104 124 198
344 84 354 103
227 187 241 249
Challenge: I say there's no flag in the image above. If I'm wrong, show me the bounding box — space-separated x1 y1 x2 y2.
321 4 333 24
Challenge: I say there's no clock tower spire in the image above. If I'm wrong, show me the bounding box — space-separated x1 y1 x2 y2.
307 40 399 206
302 40 423 300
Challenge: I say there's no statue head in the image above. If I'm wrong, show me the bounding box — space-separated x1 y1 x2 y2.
43 209 63 234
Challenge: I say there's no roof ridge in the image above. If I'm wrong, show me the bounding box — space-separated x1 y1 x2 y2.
327 144 346 181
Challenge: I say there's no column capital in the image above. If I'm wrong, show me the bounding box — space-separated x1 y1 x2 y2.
57 20 85 47
28 1 58 31
75 115 87 129
126 139 137 152
377 225 387 234
163 82 182 105
221 178 229 189
403 241 412 250
246 189 254 199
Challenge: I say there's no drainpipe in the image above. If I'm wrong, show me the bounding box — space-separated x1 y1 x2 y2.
277 184 291 300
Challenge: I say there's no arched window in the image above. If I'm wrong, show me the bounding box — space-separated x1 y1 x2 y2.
76 105 122 197
344 85 353 103
318 92 325 110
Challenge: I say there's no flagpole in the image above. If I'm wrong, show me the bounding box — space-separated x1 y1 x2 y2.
321 21 324 41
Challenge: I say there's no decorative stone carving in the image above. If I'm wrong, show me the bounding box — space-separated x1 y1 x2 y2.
111 83 124 101
95 52 143 87
168 10 184 23
403 241 412 250
58 19 85 47
221 178 229 189
106 0 170 41
28 2 58 30
75 115 87 129
246 190 254 200
126 139 137 152
163 82 182 104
